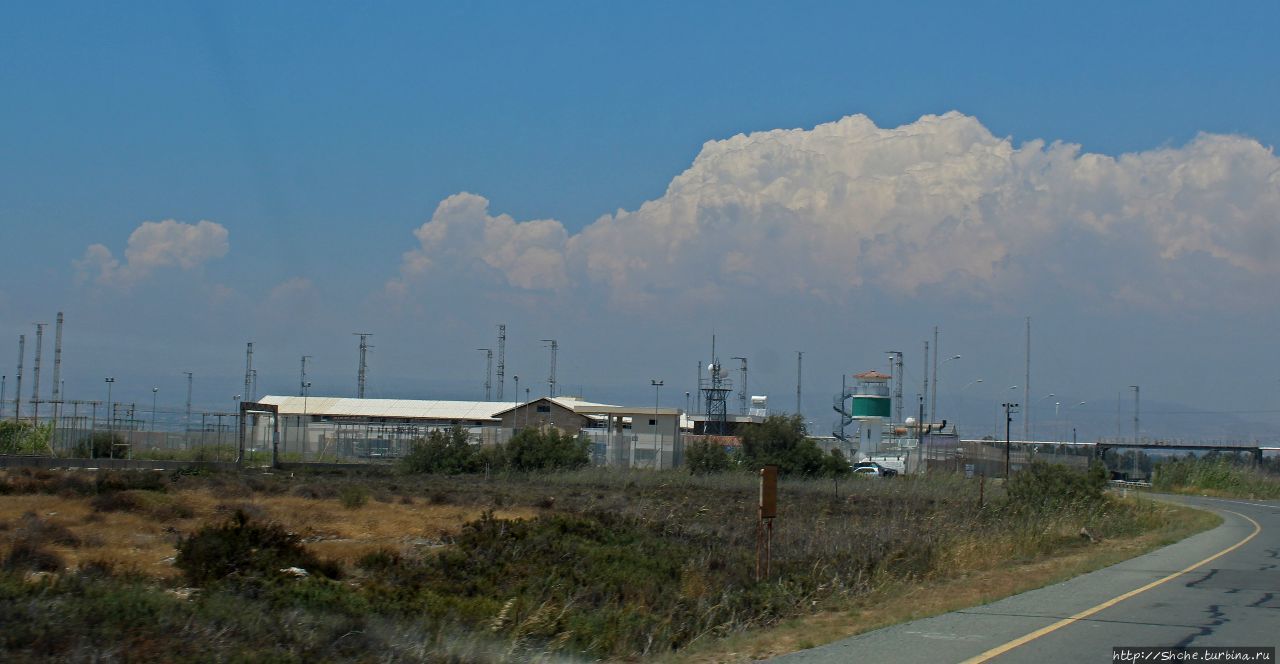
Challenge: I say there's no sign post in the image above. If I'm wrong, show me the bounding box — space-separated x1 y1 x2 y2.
756 465 777 581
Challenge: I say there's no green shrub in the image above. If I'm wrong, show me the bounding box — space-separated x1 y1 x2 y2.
503 428 590 472
73 432 126 458
400 427 480 474
0 421 52 455
338 485 369 509
1005 461 1108 509
175 510 338 585
685 438 731 474
1153 456 1280 499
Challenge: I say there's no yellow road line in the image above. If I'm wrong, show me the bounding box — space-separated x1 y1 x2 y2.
960 509 1263 663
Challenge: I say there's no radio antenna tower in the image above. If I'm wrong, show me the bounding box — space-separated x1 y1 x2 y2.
30 322 45 422
243 343 254 404
477 348 493 400
701 335 731 435
731 356 748 414
353 333 373 398
51 313 63 419
541 339 557 397
886 351 903 423
495 324 506 400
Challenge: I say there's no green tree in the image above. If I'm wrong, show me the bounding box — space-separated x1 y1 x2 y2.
0 421 52 455
738 414 841 477
685 438 731 474
1005 461 1108 510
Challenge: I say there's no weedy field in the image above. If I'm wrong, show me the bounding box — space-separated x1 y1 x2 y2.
0 465 1213 662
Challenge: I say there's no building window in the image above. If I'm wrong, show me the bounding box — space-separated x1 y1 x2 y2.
536 405 551 413
648 419 656 426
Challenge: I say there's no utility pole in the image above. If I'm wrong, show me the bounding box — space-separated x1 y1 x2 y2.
51 312 63 425
495 324 506 400
299 356 311 397
731 357 748 414
1003 401 1020 480
0 375 5 419
353 333 373 398
477 348 493 400
541 339 557 397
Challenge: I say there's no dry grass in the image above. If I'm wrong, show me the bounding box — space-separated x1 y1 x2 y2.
672 500 1220 662
0 487 538 578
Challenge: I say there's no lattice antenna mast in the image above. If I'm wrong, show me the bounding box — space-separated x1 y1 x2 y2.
731 356 748 415
353 333 373 398
300 356 311 397
701 334 732 435
477 348 493 400
541 339 557 397
243 343 254 404
30 322 45 422
51 313 63 417
495 324 506 400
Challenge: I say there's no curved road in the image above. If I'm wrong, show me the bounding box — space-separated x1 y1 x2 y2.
772 495 1280 663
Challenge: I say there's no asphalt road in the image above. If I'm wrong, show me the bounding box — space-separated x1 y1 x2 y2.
771 494 1280 663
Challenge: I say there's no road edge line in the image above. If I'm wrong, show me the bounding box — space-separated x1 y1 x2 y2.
959 508 1262 663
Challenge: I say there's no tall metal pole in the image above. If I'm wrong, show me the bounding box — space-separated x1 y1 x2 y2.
495 324 506 400
1003 401 1019 480
732 357 748 414
921 341 929 422
183 372 193 434
796 351 803 417
541 339 557 397
930 326 939 423
14 335 24 422
104 378 115 449
300 355 311 397
51 312 63 428
151 387 159 448
243 342 254 404
886 351 903 424
353 333 373 398
30 322 45 423
477 348 493 400
1024 316 1031 443
1131 385 1140 445
0 375 5 419
652 379 663 469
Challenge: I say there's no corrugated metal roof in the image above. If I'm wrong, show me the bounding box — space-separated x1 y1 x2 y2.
258 396 517 421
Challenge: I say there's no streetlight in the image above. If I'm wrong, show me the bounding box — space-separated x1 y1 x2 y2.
1035 393 1056 442
932 355 962 423
151 387 159 449
104 378 115 456
651 380 663 469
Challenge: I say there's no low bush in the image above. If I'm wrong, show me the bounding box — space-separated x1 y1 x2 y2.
1005 461 1108 509
73 432 125 459
2 541 64 573
175 510 340 586
399 427 480 474
1153 457 1280 499
338 485 369 509
685 438 731 474
91 490 195 520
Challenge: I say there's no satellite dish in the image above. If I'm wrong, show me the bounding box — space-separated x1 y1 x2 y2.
904 417 917 426
708 363 717 373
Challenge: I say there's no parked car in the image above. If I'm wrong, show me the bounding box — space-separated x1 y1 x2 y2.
851 461 897 478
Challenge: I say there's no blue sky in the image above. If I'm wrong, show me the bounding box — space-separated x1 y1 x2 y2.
2 2 1279 439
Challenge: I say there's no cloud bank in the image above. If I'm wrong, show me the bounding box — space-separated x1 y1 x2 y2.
76 219 229 287
391 112 1280 309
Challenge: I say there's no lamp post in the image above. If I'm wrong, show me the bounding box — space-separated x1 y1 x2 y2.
933 354 961 424
1035 393 1056 442
151 387 158 449
512 375 520 432
651 379 663 469
104 378 115 455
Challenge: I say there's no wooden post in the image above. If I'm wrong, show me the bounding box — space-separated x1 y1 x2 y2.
757 465 777 581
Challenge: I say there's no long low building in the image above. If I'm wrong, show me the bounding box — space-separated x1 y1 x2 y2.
252 395 685 468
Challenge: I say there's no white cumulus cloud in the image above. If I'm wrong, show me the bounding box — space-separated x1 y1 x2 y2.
389 112 1280 310
75 219 230 287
